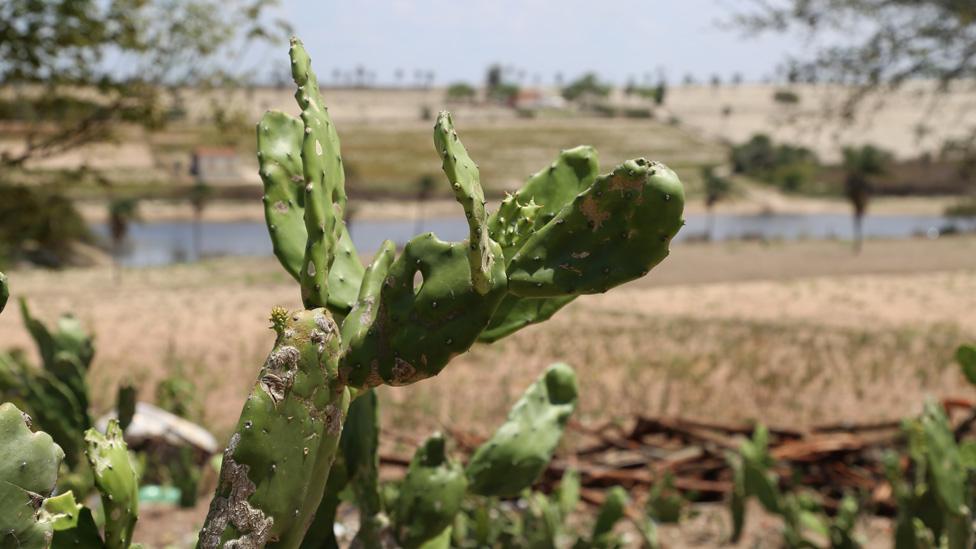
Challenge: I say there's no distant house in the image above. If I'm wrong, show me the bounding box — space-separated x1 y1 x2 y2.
190 147 240 183
513 88 567 111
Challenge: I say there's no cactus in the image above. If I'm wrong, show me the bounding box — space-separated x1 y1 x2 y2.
85 420 140 549
958 343 976 385
891 402 975 549
202 36 684 547
0 271 8 314
572 486 629 549
466 363 579 497
393 433 468 548
729 425 865 548
0 402 65 548
117 384 136 433
0 300 95 467
2 401 145 548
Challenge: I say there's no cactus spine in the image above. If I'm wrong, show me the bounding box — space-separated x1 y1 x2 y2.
202 36 684 547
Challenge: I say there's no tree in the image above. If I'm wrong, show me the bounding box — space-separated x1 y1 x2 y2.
0 0 288 169
446 83 477 103
188 182 213 261
702 166 732 241
735 1 976 117
561 73 611 102
654 81 668 106
413 175 436 236
108 198 140 280
842 145 892 253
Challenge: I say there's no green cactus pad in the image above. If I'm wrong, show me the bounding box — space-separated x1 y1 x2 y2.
258 110 363 315
117 384 136 433
341 234 507 389
489 145 600 262
289 38 348 310
478 146 601 342
0 271 8 314
466 363 578 497
394 433 468 549
42 491 105 547
85 420 139 549
591 486 629 541
299 455 347 549
342 390 384 540
433 112 501 296
200 308 350 549
506 159 684 297
958 344 976 386
0 402 65 549
920 403 967 515
478 295 575 343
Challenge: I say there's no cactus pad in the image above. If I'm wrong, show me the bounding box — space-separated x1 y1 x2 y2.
85 420 139 549
394 433 468 548
257 110 363 315
466 363 579 496
0 402 65 549
506 160 684 297
0 271 8 314
200 308 349 548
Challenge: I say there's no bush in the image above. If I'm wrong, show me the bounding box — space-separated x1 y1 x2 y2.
730 134 820 192
445 82 476 103
562 73 611 102
773 89 801 104
0 184 91 267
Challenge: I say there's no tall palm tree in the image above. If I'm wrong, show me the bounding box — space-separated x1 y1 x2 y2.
842 145 891 253
702 166 731 241
108 197 140 281
188 181 213 262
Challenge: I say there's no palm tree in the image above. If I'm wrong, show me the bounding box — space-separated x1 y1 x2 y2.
413 175 436 236
108 198 140 281
188 181 213 261
842 145 891 253
701 166 732 241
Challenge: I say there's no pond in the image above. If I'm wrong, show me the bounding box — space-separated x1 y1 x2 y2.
91 213 967 267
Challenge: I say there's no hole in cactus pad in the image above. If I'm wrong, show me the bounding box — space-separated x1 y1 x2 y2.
413 271 424 295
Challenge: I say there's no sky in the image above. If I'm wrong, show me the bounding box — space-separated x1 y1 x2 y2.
249 0 806 86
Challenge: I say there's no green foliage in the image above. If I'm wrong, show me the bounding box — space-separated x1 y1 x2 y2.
892 402 976 548
702 165 732 209
447 82 477 102
0 184 91 267
729 425 864 548
0 0 289 168
959 344 976 385
562 73 612 102
731 134 820 192
0 300 94 467
646 472 684 524
773 89 801 105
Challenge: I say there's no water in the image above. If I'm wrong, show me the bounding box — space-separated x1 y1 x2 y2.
91 213 966 267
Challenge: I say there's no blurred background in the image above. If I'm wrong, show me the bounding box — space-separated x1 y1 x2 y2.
1 0 975 545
